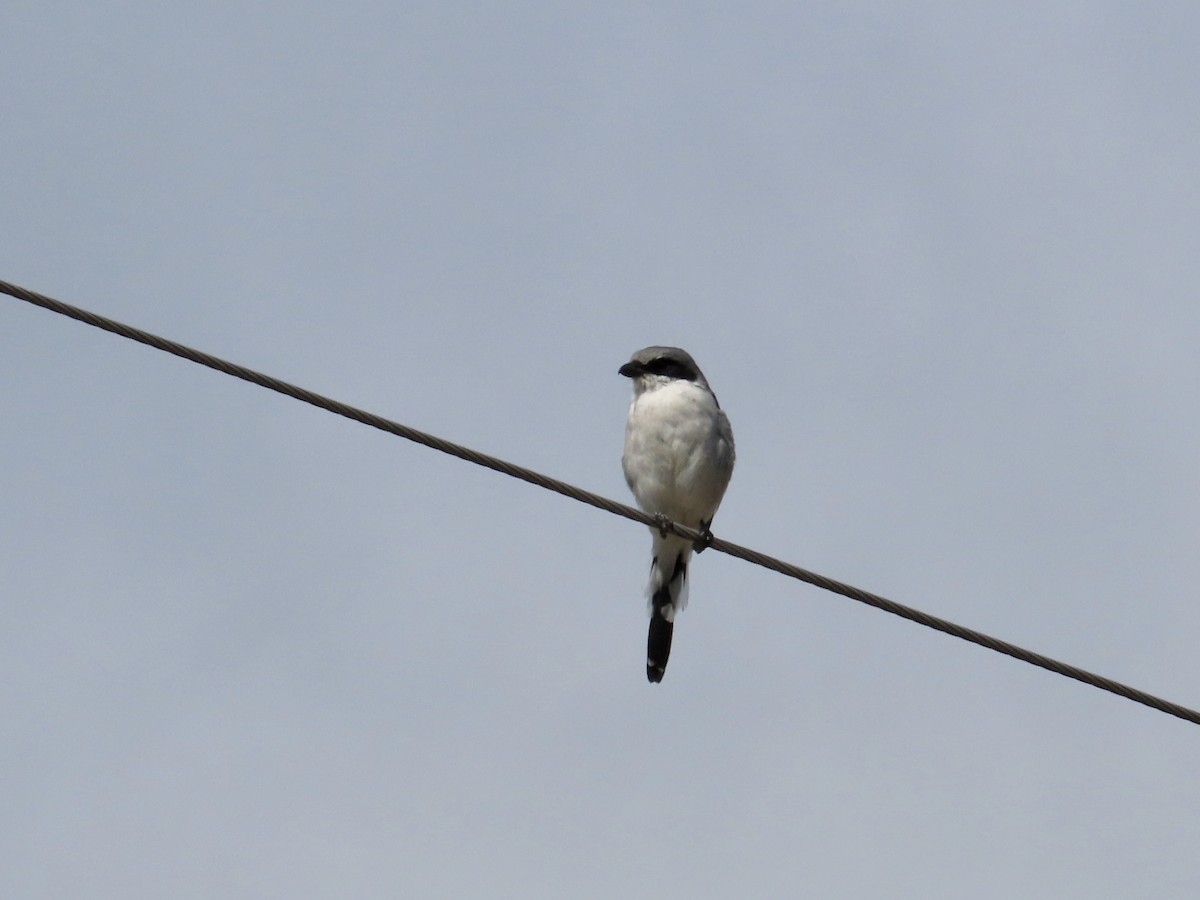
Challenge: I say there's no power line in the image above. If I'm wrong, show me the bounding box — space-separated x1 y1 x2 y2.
3 276 1197 727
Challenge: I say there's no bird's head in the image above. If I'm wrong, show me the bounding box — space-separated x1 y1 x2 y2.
619 346 709 393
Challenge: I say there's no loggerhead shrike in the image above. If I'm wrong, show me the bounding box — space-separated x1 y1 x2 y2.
619 346 735 682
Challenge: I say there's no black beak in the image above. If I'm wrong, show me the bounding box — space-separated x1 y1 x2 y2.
619 362 643 378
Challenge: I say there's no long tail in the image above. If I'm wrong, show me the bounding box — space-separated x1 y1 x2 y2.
646 535 690 683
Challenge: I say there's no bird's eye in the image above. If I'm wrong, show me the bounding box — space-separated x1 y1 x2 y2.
646 358 696 380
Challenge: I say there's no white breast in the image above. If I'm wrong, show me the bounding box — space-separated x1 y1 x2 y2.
622 380 735 528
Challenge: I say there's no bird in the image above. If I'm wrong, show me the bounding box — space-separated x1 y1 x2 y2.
619 346 735 682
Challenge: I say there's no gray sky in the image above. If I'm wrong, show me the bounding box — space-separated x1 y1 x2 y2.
4 2 1200 897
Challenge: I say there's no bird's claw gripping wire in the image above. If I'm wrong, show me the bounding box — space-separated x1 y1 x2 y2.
650 513 713 552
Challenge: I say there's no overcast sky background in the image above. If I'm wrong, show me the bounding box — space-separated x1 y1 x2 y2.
4 3 1200 897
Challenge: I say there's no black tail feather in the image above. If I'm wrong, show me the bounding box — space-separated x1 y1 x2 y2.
647 607 674 683
646 553 686 683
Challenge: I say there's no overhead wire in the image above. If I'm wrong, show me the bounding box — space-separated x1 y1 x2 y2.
3 276 1197 727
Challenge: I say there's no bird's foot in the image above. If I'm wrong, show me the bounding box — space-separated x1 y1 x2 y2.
694 526 715 554
652 513 672 538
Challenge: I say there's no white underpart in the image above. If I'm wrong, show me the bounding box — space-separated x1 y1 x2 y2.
622 375 735 619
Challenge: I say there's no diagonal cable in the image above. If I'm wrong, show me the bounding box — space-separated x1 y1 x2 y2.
3 277 1197 726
